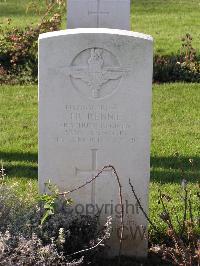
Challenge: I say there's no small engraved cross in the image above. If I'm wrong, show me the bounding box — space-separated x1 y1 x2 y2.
88 0 109 27
75 149 113 205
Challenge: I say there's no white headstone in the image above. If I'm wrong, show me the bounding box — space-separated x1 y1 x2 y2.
67 0 130 30
39 28 153 257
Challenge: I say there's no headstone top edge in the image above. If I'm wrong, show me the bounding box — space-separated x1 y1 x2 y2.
39 29 153 42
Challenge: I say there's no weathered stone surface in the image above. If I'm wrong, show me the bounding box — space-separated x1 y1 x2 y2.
67 0 130 30
39 28 153 257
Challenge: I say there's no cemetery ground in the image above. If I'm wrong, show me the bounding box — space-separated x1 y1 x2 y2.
0 83 199 257
0 0 200 265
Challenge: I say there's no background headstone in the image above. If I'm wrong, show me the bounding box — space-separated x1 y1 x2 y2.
67 0 130 30
39 28 153 257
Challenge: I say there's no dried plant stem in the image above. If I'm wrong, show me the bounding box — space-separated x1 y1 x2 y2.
181 186 188 236
59 165 124 263
158 189 175 232
188 192 194 225
158 190 189 265
129 178 159 234
0 161 6 180
67 230 107 257
41 1 60 22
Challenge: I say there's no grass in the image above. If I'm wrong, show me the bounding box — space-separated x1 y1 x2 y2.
0 83 199 235
1 84 199 182
132 0 200 55
0 85 38 190
151 83 200 183
0 0 67 29
150 83 200 236
0 0 200 55
0 0 46 28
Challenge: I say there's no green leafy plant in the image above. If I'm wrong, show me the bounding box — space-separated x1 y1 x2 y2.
0 3 62 85
39 180 73 225
154 34 200 83
1 7 200 85
0 180 111 265
179 33 200 75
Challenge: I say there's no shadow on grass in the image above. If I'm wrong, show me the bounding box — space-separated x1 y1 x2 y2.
0 5 27 17
151 156 200 183
4 165 38 179
0 151 199 183
0 151 37 162
0 151 37 179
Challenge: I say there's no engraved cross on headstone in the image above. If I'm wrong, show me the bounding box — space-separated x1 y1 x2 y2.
75 149 113 205
88 0 109 27
67 0 130 30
